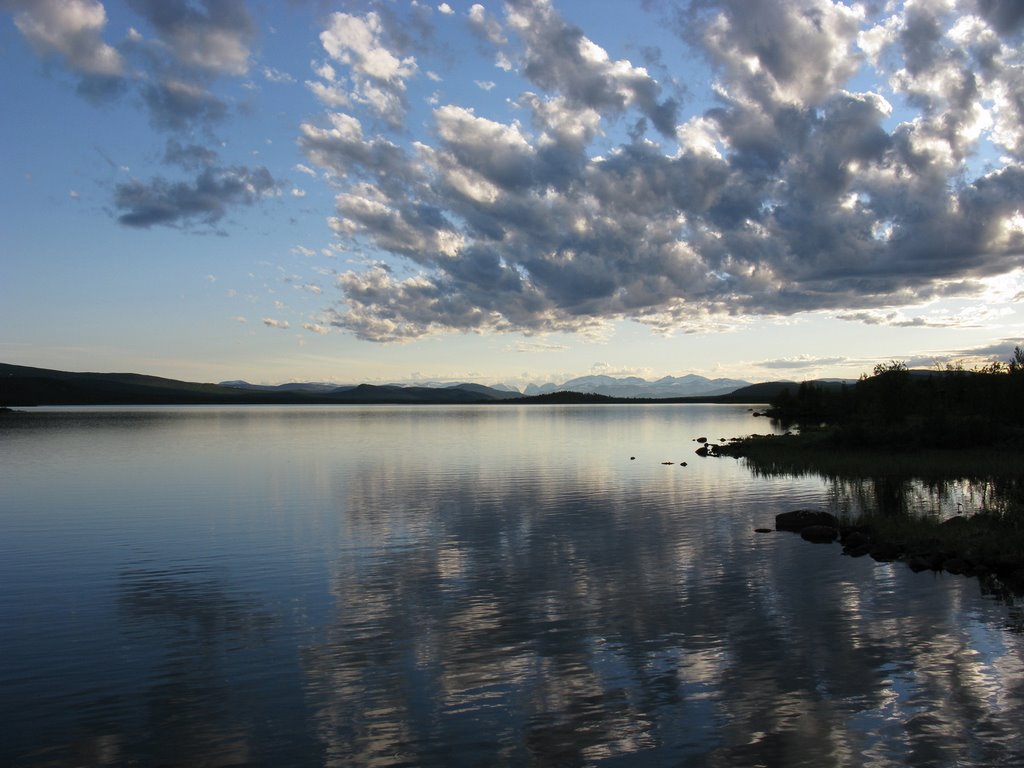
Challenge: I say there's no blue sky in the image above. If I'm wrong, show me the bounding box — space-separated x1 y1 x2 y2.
2 0 1023 388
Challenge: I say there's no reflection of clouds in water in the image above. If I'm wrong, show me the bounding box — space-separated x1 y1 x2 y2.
301 466 1024 766
115 568 279 766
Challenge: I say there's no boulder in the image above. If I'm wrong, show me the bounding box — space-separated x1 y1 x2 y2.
801 525 838 543
841 531 871 551
775 509 839 532
942 558 970 575
844 543 872 558
869 542 903 562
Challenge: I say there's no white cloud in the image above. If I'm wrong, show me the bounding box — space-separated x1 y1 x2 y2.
13 0 123 76
262 66 295 84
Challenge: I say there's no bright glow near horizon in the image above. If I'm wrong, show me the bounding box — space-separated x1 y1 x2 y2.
1 0 1023 388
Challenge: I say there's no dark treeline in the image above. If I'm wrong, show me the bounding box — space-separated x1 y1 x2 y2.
769 347 1024 450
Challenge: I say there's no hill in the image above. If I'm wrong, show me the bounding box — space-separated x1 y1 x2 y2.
0 364 517 406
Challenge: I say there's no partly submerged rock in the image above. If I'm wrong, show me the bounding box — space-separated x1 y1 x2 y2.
869 542 903 562
801 525 838 543
775 509 839 532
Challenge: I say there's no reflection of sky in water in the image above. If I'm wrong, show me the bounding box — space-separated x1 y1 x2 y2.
1 406 1023 766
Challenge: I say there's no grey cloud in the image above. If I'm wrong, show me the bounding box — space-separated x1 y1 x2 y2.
505 0 678 136
975 0 1024 34
115 164 278 229
300 1 1024 342
691 0 861 107
125 0 255 75
142 79 228 131
298 113 416 196
163 139 218 170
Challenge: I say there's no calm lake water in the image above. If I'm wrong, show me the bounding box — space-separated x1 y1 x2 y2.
2 405 1022 767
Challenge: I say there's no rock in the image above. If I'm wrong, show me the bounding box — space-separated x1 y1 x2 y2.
775 509 839 532
841 531 871 551
845 543 872 558
906 555 935 573
942 558 970 575
912 551 946 571
630 456 636 460
869 542 903 562
801 525 838 543
1005 569 1024 593
754 528 773 533
696 436 707 443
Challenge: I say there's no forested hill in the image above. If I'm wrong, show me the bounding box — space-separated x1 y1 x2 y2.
0 362 792 407
0 363 517 406
765 357 1024 449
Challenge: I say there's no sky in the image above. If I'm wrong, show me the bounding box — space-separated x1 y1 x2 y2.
2 0 1023 388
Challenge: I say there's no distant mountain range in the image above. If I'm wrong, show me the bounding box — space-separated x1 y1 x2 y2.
221 372 753 399
1 362 844 407
522 374 751 398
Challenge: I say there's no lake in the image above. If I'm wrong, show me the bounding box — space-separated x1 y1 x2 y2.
2 404 1022 767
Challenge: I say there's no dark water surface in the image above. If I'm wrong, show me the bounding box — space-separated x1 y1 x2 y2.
2 405 1022 767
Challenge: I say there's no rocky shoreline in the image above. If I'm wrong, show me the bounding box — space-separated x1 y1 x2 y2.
768 508 1024 596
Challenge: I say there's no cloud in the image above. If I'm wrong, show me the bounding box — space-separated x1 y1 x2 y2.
506 0 678 135
756 355 850 370
262 66 294 84
262 317 289 329
289 0 1024 343
115 163 278 229
467 3 507 46
124 0 255 76
141 78 229 131
315 10 417 126
10 0 123 76
163 139 218 169
507 340 570 353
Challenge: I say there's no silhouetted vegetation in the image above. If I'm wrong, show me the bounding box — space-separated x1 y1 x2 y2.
765 347 1024 450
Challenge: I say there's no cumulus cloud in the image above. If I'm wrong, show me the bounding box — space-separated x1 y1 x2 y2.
312 10 417 126
125 0 255 76
10 0 123 76
506 0 678 135
184 0 1021 343
263 317 289 329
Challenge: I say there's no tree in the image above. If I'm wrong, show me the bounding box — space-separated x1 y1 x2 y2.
873 360 908 376
1009 346 1024 375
